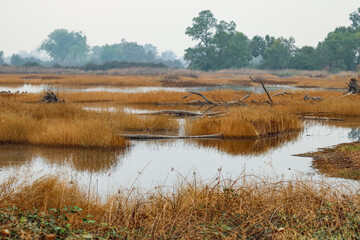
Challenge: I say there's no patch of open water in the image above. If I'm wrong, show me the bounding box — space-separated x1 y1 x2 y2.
0 122 359 194
0 84 345 94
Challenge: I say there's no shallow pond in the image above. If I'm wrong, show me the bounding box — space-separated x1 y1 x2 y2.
0 83 345 94
0 122 359 193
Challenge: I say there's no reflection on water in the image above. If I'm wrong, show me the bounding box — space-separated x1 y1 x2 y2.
0 145 128 173
0 122 356 191
348 128 360 141
0 84 49 93
190 131 300 156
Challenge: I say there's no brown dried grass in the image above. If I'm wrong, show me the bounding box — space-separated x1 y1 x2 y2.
1 174 359 238
185 107 302 138
0 101 178 148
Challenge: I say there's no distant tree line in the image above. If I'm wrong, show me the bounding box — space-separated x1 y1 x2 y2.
185 8 360 72
2 7 360 72
3 29 184 69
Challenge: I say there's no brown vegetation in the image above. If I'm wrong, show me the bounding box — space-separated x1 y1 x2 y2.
1 174 360 239
185 107 302 138
0 70 358 89
297 142 360 180
0 101 178 148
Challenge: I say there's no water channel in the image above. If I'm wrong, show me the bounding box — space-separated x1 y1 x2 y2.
0 83 345 94
0 121 359 194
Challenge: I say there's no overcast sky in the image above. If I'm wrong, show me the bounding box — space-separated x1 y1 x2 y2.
0 0 359 58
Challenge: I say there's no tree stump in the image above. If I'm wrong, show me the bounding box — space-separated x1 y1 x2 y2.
347 78 359 94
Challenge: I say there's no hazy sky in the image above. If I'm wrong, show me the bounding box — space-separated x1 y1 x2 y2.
0 0 359 58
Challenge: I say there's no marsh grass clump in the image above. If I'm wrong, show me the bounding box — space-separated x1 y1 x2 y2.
1 174 360 239
0 99 180 148
185 107 302 138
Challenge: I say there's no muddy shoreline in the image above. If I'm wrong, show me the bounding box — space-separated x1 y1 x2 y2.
296 141 360 180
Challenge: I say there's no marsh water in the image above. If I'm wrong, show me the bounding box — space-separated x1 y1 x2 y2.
0 83 357 193
1 121 359 193
0 83 345 94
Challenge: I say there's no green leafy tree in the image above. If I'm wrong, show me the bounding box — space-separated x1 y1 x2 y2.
212 20 236 69
40 29 89 66
120 40 147 62
213 29 252 69
317 29 360 71
10 54 24 66
265 35 276 48
291 46 317 70
185 11 251 70
185 10 217 70
100 44 124 62
250 35 266 57
262 37 296 69
350 8 360 29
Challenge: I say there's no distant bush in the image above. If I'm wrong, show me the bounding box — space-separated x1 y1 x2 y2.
81 61 167 71
22 62 43 67
52 63 63 68
163 73 180 81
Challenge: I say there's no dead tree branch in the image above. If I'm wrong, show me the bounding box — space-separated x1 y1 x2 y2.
250 77 273 104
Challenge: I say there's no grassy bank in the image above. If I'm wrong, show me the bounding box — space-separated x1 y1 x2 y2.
185 107 302 138
0 101 178 148
297 141 360 180
1 175 360 239
0 70 357 89
2 88 360 147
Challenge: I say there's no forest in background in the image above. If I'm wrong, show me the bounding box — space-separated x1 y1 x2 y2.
1 7 360 72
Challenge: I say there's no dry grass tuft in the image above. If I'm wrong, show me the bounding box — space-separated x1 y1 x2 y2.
185 107 302 138
1 174 360 238
0 101 178 148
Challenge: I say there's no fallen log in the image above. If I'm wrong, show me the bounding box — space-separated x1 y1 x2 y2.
304 94 323 101
174 91 216 105
170 91 249 107
136 110 227 117
121 133 223 140
302 116 345 122
271 91 293 97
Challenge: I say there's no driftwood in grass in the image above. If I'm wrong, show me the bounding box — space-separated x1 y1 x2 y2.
137 110 227 117
121 133 223 140
302 116 345 122
304 94 323 101
271 91 293 97
40 91 62 103
250 77 273 104
156 91 250 106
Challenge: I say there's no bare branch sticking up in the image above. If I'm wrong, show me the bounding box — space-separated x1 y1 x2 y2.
250 77 273 104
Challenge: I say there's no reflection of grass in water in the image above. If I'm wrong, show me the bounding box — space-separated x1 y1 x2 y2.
0 144 129 173
189 131 301 156
1 173 360 239
39 147 128 173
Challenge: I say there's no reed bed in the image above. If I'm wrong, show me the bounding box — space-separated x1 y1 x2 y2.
1 174 360 239
0 71 357 89
0 101 178 148
185 107 303 138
